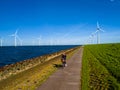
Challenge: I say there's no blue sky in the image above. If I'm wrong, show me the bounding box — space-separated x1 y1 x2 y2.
0 0 120 46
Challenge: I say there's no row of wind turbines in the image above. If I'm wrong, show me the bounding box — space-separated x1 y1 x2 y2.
0 22 104 47
85 22 104 44
0 30 59 47
0 30 45 47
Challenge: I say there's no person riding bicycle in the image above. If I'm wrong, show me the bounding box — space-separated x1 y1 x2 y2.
61 53 67 67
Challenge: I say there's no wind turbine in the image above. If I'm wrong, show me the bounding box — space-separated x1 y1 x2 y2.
0 37 3 47
10 29 22 46
89 35 93 44
95 22 104 44
90 32 96 44
37 36 42 46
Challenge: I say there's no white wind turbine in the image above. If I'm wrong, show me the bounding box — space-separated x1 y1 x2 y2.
37 36 42 46
89 35 93 44
95 22 104 44
85 32 96 45
10 30 22 46
90 32 96 44
85 36 91 44
87 39 91 44
0 37 3 47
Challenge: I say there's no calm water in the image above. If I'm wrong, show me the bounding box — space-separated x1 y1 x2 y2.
0 45 78 67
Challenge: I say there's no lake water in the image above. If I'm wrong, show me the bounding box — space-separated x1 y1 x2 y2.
0 45 78 67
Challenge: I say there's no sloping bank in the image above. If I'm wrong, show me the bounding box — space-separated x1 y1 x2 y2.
81 43 120 90
0 46 80 90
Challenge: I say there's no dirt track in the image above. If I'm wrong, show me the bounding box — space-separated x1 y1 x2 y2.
37 47 83 90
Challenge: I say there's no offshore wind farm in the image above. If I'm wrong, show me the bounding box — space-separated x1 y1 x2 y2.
0 21 105 47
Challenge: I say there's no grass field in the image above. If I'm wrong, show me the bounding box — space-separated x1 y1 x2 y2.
0 46 80 90
82 43 120 90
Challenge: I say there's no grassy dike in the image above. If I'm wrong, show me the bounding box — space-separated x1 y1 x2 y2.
81 43 120 90
0 46 80 90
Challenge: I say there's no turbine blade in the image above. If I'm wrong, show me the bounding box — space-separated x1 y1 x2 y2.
16 35 23 45
100 29 105 32
16 35 22 41
94 30 99 34
97 22 104 32
15 29 19 35
97 21 100 29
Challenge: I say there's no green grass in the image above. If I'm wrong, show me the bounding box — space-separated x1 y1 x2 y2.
82 43 120 90
81 46 89 90
0 46 80 90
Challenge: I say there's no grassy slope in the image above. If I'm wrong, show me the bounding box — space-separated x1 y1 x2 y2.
0 46 80 90
81 46 89 90
82 43 120 90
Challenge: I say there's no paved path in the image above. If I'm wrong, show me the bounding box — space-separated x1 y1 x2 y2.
37 47 83 90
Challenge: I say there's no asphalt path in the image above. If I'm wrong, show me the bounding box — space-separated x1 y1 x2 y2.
37 47 83 90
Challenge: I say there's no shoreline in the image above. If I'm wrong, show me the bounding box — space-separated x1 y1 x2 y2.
0 46 80 81
0 45 79 67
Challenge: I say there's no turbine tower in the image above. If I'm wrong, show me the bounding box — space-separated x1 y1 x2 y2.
10 30 17 46
37 36 42 46
96 22 104 44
